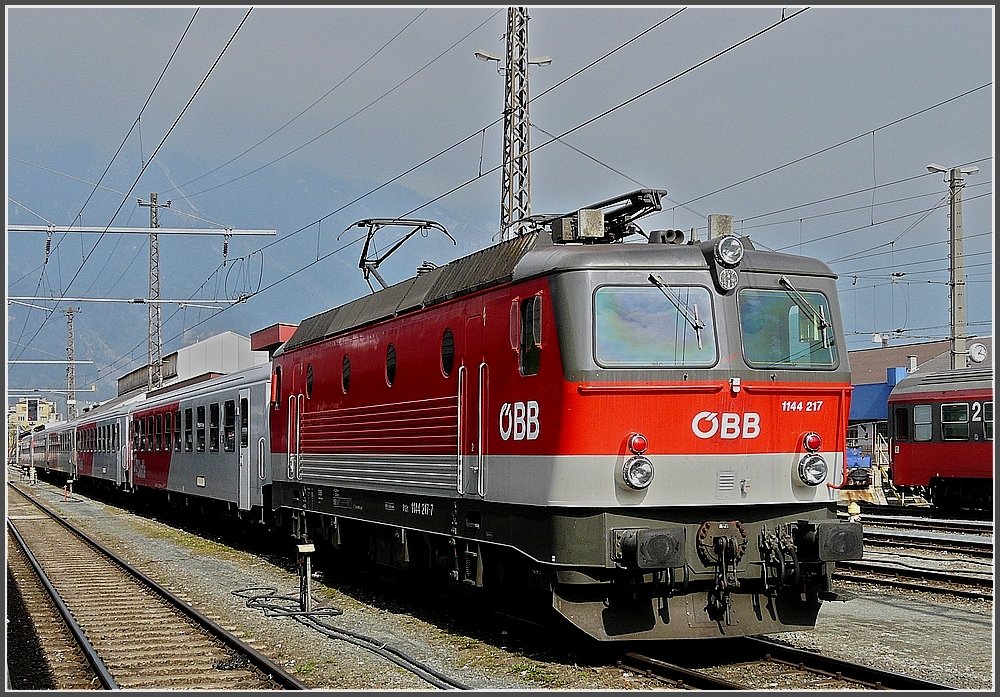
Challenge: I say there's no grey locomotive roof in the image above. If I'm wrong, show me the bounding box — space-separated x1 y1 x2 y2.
889 366 994 397
279 231 836 354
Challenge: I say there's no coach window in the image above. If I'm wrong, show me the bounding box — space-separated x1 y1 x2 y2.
209 403 220 452
224 400 236 452
912 404 932 442
941 403 970 441
174 410 182 451
271 366 282 407
892 407 909 441
984 402 993 440
165 413 172 451
240 398 249 448
156 414 164 451
441 328 455 377
196 406 206 452
184 408 194 452
386 344 397 386
519 296 542 376
114 423 119 451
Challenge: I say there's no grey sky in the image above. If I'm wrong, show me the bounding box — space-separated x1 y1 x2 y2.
6 5 994 406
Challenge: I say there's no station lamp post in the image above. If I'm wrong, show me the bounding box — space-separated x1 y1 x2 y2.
926 162 978 369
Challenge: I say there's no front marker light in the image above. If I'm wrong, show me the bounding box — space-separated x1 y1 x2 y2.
717 267 739 291
621 456 654 490
797 453 828 486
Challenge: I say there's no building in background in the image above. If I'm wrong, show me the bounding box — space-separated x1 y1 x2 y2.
7 397 59 463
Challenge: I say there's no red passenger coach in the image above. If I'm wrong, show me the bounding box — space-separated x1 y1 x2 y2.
888 366 993 510
268 190 863 641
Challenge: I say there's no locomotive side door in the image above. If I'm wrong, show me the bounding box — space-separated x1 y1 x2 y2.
287 362 304 482
238 388 251 510
461 313 488 497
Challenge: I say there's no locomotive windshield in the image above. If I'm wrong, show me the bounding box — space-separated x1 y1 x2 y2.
738 288 837 369
594 285 717 367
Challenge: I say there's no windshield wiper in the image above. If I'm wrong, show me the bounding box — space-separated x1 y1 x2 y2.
779 275 832 349
649 273 704 350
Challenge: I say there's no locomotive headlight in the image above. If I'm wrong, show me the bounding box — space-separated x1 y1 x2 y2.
621 456 654 490
714 235 745 267
797 453 828 486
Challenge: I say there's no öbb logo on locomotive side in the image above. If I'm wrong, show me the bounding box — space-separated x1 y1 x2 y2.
499 401 539 441
691 411 761 439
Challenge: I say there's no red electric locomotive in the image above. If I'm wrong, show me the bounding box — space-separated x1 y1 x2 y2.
268 189 862 641
888 365 993 511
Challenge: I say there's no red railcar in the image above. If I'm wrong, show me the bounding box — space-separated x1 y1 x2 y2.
268 190 863 641
888 366 993 510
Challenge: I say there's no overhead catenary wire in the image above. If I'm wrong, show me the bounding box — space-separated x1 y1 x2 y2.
10 11 200 362
12 9 253 364
17 8 992 392
91 9 796 382
182 9 504 200
676 82 992 208
164 8 430 195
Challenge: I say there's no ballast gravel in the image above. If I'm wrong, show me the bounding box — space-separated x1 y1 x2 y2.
7 474 993 691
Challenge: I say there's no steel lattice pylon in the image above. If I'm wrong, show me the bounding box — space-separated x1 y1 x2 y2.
65 307 77 419
146 192 164 390
499 7 532 240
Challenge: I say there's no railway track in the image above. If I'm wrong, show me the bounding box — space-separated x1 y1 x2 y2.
834 559 993 600
620 636 956 690
6 482 307 691
841 502 993 522
8 474 983 690
863 530 994 558
849 513 993 536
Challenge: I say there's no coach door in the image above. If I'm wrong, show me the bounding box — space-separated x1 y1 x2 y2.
238 389 251 510
70 429 78 481
121 415 133 488
459 314 488 497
